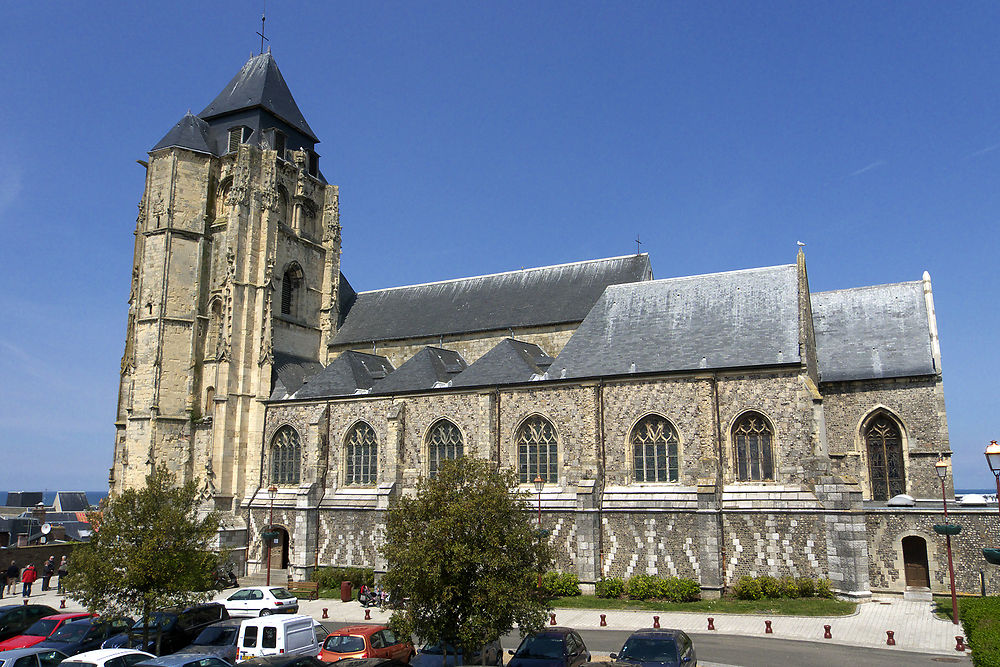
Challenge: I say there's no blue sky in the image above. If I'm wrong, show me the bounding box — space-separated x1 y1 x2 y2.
1 1 998 491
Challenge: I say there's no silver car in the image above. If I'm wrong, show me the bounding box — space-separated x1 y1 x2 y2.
0 647 67 667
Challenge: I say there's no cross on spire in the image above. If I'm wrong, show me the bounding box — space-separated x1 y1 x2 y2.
256 3 269 54
635 235 642 255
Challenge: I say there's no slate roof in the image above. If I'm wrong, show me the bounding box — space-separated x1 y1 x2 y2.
551 265 801 378
293 350 394 399
4 492 42 507
811 281 935 382
370 347 468 394
271 351 324 399
451 339 554 387
151 112 214 154
53 492 89 512
199 52 318 142
331 255 653 346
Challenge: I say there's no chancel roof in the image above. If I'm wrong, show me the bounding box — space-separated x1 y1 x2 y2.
551 265 801 378
811 281 935 382
292 350 393 399
271 351 325 399
332 254 653 346
451 339 554 387
370 347 468 394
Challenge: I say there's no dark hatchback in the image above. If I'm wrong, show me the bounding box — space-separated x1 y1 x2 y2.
411 640 503 667
507 628 590 667
34 617 135 657
104 603 229 655
610 629 696 667
0 605 60 643
179 619 242 664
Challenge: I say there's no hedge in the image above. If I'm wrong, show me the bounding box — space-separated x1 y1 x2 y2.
313 566 375 590
959 597 1000 667
541 571 581 597
597 575 700 602
732 575 833 600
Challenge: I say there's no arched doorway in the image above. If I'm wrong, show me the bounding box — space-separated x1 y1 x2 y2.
268 526 290 570
902 536 930 588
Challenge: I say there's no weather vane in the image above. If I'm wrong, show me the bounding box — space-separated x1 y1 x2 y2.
257 2 269 55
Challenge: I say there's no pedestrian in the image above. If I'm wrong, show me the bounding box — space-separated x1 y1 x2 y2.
5 561 17 596
21 564 37 599
56 556 68 595
42 556 55 591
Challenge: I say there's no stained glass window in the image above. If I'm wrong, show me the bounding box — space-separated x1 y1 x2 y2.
733 412 774 481
516 416 558 484
866 415 905 501
427 419 463 477
270 425 300 485
631 415 679 482
346 422 377 486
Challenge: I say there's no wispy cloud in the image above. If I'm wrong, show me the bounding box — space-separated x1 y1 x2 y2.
965 143 1000 159
846 160 886 178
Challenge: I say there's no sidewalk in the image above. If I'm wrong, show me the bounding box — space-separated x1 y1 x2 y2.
9 586 967 658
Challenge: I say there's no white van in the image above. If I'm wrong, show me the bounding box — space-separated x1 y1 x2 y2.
236 614 321 663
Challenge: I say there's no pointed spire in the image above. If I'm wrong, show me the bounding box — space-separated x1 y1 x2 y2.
151 112 213 155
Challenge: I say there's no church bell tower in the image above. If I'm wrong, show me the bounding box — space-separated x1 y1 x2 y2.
111 53 343 511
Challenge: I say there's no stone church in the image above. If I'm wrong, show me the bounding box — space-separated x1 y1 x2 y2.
111 53 999 598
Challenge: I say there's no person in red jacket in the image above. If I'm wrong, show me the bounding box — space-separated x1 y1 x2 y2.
21 564 37 599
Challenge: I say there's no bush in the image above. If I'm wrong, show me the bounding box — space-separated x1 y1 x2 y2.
733 576 763 600
595 578 625 599
795 577 815 598
626 574 658 600
779 576 799 598
758 575 781 599
815 578 833 599
658 577 701 603
540 571 581 597
959 597 1000 667
313 566 374 591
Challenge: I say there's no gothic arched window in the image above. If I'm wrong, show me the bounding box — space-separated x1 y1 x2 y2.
427 419 463 477
270 425 301 485
631 415 679 483
733 412 774 481
516 415 558 484
280 264 303 318
865 413 905 501
345 422 377 486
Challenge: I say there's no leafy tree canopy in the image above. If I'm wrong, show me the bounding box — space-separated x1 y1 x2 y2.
380 457 553 657
65 465 221 624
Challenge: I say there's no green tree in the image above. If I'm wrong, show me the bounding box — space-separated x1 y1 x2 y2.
65 464 221 652
380 457 553 664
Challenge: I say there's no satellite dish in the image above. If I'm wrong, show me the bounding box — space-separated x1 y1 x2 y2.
41 523 51 535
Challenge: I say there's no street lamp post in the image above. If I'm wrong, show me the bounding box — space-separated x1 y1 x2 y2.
533 475 544 591
935 458 959 625
985 441 1000 567
266 484 277 586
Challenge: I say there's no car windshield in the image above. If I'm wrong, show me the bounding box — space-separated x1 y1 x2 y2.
269 588 294 600
324 635 366 652
194 626 238 646
62 662 97 667
421 643 466 655
134 613 177 631
619 637 679 663
49 623 91 642
23 619 61 637
514 636 564 660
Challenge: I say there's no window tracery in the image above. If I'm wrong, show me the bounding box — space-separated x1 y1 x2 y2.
427 419 464 477
733 412 774 481
270 425 301 485
516 416 558 484
865 413 905 501
346 422 377 486
631 415 679 483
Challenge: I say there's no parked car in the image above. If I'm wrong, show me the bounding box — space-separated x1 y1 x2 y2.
0 606 60 644
134 654 233 667
318 660 408 667
506 628 590 667
609 629 696 667
240 656 327 667
319 625 413 664
34 617 135 656
0 647 67 667
410 640 503 667
0 613 96 651
179 619 243 663
237 615 320 663
221 587 299 618
103 603 229 655
62 649 156 667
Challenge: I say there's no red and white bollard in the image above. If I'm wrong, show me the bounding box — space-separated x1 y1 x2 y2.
886 631 895 646
364 609 371 620
956 636 966 652
823 625 832 639
707 617 715 631
653 616 660 629
764 620 773 634
550 613 557 626
322 608 328 619
599 614 606 627
60 599 66 609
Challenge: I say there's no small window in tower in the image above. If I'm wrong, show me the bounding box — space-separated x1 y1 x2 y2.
227 127 248 154
280 264 303 318
273 131 286 160
308 151 319 177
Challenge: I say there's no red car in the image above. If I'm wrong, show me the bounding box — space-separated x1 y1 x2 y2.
0 613 96 651
319 625 413 663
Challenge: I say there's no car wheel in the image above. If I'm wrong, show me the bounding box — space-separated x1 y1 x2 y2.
260 609 272 616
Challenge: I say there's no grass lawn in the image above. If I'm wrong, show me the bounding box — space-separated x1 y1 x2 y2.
549 595 856 616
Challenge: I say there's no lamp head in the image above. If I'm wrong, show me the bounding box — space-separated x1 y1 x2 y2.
267 484 278 499
533 476 544 493
986 440 1000 475
935 457 948 480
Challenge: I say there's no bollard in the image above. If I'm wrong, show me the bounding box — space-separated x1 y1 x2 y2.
364 609 371 620
653 616 660 629
599 614 607 627
550 613 557 626
956 636 966 652
22 599 28 606
886 631 895 646
707 617 715 631
765 620 772 634
823 625 831 639
322 608 328 619
60 599 66 609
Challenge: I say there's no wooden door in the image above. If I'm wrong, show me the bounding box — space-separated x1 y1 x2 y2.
902 536 930 588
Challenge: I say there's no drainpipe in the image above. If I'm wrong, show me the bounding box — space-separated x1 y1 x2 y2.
710 374 727 591
597 379 606 579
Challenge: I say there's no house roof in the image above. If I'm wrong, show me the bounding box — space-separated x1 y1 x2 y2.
199 52 318 141
451 338 554 387
293 350 394 399
331 254 653 346
271 351 324 399
370 347 468 394
551 264 801 378
151 112 214 154
811 281 936 382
